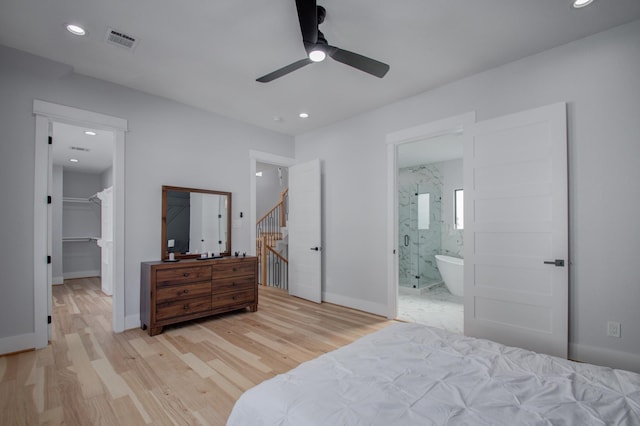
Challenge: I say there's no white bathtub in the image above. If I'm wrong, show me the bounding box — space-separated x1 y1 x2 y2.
435 255 464 297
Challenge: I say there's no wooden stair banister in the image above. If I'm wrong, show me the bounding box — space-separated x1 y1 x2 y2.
257 188 289 289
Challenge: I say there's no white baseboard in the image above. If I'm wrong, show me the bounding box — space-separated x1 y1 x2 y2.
125 314 140 331
63 270 100 280
0 332 35 355
570 342 640 374
322 291 388 317
53 276 64 285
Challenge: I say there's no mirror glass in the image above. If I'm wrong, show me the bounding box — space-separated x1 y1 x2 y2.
162 186 232 259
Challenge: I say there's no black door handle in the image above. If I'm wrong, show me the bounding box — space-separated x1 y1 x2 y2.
543 259 565 267
310 247 320 251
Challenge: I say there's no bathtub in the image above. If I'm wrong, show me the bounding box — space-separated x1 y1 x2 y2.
435 255 464 297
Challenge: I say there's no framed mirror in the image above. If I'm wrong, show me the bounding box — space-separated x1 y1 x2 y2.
161 185 232 259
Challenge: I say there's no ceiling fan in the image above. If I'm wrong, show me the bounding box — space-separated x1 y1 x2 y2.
256 0 390 83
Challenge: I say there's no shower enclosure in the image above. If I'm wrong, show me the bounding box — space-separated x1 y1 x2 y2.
398 172 443 290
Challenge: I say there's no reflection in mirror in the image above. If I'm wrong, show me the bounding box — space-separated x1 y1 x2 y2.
162 186 232 259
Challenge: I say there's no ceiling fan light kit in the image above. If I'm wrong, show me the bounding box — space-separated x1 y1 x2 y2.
256 0 390 82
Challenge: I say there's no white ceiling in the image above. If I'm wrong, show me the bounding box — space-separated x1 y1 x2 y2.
2 1 640 136
52 122 113 173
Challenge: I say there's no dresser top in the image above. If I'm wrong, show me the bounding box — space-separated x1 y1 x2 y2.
142 256 257 267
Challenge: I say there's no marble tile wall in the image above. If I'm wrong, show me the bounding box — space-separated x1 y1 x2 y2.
398 161 464 288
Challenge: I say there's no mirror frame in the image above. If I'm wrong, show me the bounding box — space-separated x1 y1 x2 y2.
161 185 232 259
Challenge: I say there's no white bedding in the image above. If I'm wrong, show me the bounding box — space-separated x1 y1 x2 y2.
227 323 640 425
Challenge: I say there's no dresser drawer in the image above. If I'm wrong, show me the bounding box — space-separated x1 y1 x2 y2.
156 296 211 321
156 281 211 303
156 266 211 286
213 275 255 293
212 261 255 279
211 290 255 309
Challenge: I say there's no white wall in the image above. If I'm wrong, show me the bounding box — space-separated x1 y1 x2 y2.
256 163 289 220
295 21 640 371
0 45 294 351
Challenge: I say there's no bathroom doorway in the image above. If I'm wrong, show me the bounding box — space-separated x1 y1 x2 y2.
395 134 464 333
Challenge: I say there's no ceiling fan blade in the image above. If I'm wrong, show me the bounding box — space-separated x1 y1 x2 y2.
256 58 313 83
327 46 390 78
295 0 318 44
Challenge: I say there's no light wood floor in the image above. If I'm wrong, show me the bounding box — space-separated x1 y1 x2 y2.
0 278 392 425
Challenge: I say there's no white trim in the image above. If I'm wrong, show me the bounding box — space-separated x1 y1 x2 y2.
0 333 36 355
34 115 49 348
33 100 127 131
322 291 388 318
570 343 640 374
124 314 141 331
53 276 64 285
385 112 476 322
33 100 128 349
249 150 296 256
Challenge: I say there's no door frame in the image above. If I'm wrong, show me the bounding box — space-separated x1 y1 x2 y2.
385 112 476 319
249 150 296 256
33 100 127 348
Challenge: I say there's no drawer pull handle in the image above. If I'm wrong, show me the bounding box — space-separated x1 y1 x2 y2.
232 282 236 286
232 268 237 272
182 289 189 295
232 296 237 300
183 304 189 310
183 273 190 277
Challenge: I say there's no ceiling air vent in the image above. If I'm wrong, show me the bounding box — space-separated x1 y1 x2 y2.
70 146 91 152
105 28 138 51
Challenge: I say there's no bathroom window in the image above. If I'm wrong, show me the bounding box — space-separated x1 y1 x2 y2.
454 189 464 229
418 193 430 230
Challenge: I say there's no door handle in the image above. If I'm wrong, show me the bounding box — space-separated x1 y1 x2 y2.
543 259 565 267
310 247 321 251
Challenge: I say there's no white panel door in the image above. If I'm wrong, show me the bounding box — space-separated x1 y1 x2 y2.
288 159 322 303
464 103 568 358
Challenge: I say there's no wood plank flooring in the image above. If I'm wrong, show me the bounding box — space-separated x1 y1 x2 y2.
0 278 392 425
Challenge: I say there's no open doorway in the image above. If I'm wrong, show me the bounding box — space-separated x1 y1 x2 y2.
33 100 127 348
395 134 464 333
386 112 475 335
255 162 289 289
51 122 114 329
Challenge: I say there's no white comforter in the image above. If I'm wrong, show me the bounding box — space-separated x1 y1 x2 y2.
227 323 640 425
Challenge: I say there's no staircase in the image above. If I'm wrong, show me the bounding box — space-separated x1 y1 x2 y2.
256 188 288 289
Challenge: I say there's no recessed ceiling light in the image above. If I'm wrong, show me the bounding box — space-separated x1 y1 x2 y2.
84 130 97 136
309 49 326 62
66 24 86 36
69 158 79 163
572 0 594 8
299 112 309 119
256 171 263 177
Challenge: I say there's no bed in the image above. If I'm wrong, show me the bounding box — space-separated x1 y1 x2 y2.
227 323 640 425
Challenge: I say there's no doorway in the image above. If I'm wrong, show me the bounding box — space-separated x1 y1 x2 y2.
51 122 114 326
33 100 127 348
395 133 465 333
256 161 290 289
385 112 475 332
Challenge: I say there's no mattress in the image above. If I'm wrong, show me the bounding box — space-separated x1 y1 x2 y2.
227 322 640 425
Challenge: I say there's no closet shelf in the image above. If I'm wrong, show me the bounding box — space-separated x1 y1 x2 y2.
63 237 99 242
63 194 101 204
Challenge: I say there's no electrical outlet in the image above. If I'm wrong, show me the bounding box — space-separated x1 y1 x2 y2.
607 321 621 338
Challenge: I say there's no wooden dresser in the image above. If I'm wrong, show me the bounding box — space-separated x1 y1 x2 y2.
140 256 258 336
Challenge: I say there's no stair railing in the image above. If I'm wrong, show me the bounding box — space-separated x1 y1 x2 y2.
256 188 289 289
